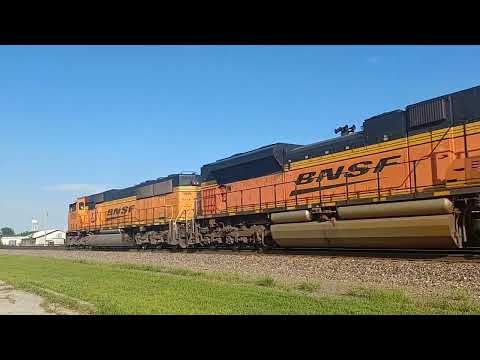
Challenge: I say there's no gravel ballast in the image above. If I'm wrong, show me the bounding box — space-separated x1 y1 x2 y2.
1 249 480 297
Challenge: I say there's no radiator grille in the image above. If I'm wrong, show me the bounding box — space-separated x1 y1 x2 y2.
471 159 480 170
408 97 449 128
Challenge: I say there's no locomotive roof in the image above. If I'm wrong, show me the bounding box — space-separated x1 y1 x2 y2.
287 132 364 155
76 84 480 202
85 173 201 204
214 142 302 163
201 143 300 184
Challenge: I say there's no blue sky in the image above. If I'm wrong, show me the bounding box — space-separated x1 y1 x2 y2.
1 45 479 232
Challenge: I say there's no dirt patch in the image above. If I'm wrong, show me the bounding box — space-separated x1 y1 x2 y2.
0 280 51 315
0 280 79 315
45 303 81 315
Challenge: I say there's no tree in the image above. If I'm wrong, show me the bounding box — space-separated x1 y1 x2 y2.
18 230 34 237
1 227 15 236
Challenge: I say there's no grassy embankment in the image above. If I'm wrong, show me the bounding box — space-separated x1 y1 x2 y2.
0 254 478 315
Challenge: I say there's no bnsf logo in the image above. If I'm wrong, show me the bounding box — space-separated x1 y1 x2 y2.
106 205 135 219
291 155 400 196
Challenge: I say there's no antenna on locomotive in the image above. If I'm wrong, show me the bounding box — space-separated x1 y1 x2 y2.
334 124 356 136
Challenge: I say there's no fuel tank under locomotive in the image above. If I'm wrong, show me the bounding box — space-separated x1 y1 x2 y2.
270 199 466 249
82 230 135 248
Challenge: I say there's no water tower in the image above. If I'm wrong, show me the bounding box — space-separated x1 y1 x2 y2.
31 218 39 232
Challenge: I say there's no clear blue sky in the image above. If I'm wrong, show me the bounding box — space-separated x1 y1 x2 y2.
1 45 479 232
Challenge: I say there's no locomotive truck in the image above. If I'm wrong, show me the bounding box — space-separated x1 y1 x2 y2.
67 85 480 250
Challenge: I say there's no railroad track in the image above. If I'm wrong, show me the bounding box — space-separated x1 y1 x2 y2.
3 245 480 263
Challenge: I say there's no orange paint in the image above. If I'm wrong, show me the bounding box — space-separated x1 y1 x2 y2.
68 187 199 232
200 126 480 215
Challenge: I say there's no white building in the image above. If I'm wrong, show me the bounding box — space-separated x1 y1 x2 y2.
0 236 27 246
30 229 66 246
1 229 66 246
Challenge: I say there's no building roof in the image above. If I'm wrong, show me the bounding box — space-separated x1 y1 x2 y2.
30 229 64 239
1 236 26 240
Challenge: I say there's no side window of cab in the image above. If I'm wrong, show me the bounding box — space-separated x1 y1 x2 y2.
69 203 77 213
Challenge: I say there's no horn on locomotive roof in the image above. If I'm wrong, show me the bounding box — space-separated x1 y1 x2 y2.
334 124 356 136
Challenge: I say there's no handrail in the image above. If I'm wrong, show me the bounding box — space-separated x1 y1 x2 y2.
198 154 475 216
69 153 478 231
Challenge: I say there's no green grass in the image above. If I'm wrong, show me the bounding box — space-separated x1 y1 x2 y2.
295 281 320 293
0 254 479 315
254 276 276 287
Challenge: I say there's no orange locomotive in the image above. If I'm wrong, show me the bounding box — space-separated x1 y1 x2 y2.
67 174 200 248
196 85 480 249
68 85 480 250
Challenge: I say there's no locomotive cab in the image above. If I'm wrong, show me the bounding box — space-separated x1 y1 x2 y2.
67 196 88 231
